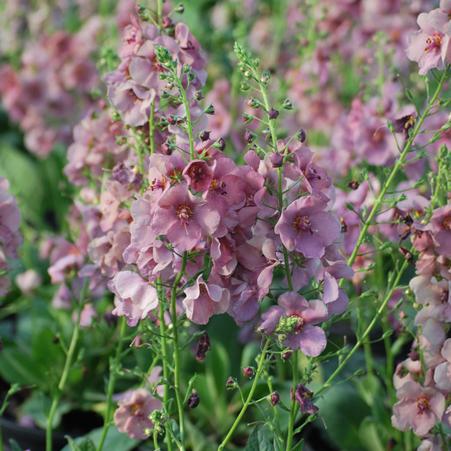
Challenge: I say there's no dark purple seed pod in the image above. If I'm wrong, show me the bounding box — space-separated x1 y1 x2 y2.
297 129 306 143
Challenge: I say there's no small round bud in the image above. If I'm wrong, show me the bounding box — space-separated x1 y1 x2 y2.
283 98 294 110
205 104 215 115
348 180 360 190
200 130 211 141
270 152 284 168
297 129 306 142
242 367 255 379
244 130 255 144
214 138 225 151
282 350 292 361
52 335 60 345
340 218 347 233
399 247 412 260
270 391 280 406
175 3 185 13
187 391 200 409
194 91 204 101
268 108 279 120
226 376 237 390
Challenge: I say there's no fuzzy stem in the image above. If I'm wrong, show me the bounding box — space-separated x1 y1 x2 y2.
46 283 87 451
170 254 188 450
149 102 156 155
156 0 163 26
285 352 299 451
317 258 409 397
177 80 196 160
346 68 448 268
97 317 127 451
157 279 174 451
217 339 270 450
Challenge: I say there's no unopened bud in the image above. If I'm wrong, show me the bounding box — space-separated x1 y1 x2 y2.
226 376 237 390
270 391 280 406
282 350 292 360
175 3 185 13
187 390 200 409
270 152 284 168
214 138 225 151
283 98 293 110
199 130 210 141
399 247 412 260
297 129 306 142
242 367 255 379
268 108 279 120
195 332 210 362
205 104 215 115
348 180 360 190
244 130 255 143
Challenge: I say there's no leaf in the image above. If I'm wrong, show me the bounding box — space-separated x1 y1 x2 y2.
244 425 273 451
358 417 385 451
66 436 96 451
8 439 24 451
61 426 137 451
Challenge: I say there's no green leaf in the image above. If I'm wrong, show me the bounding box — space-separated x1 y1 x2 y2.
358 417 385 451
244 425 273 451
61 426 137 451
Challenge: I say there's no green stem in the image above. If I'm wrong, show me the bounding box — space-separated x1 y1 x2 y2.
218 339 270 451
170 254 188 450
46 283 87 451
178 81 196 160
156 0 163 26
285 352 299 451
157 279 173 451
97 317 127 451
316 259 409 397
346 68 448 268
258 80 278 151
149 102 156 155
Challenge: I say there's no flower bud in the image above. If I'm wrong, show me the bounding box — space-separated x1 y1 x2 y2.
282 350 292 360
244 130 255 144
199 130 210 141
399 247 412 260
242 367 255 379
270 152 284 168
348 181 359 190
187 391 200 409
175 3 185 13
195 331 210 362
205 104 215 115
270 391 280 406
214 138 225 151
226 376 237 390
268 108 279 120
297 129 306 142
283 98 293 110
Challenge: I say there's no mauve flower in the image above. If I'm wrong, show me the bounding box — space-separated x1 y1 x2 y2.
407 8 451 75
183 160 212 192
114 388 161 440
183 275 230 324
433 339 451 391
294 384 318 415
392 381 445 436
151 184 220 252
428 206 451 258
259 292 328 357
275 196 340 258
111 271 158 326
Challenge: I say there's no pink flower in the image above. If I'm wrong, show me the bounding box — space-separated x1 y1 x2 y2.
151 184 220 252
110 271 158 326
183 275 230 324
275 196 340 258
433 339 451 392
114 388 161 440
407 8 451 75
428 206 451 258
183 160 213 192
392 381 445 436
259 292 328 357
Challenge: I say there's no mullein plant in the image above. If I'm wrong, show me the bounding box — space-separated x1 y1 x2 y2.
0 1 449 451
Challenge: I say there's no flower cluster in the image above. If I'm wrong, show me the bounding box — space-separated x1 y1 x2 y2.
0 18 101 157
0 177 21 296
391 205 451 447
